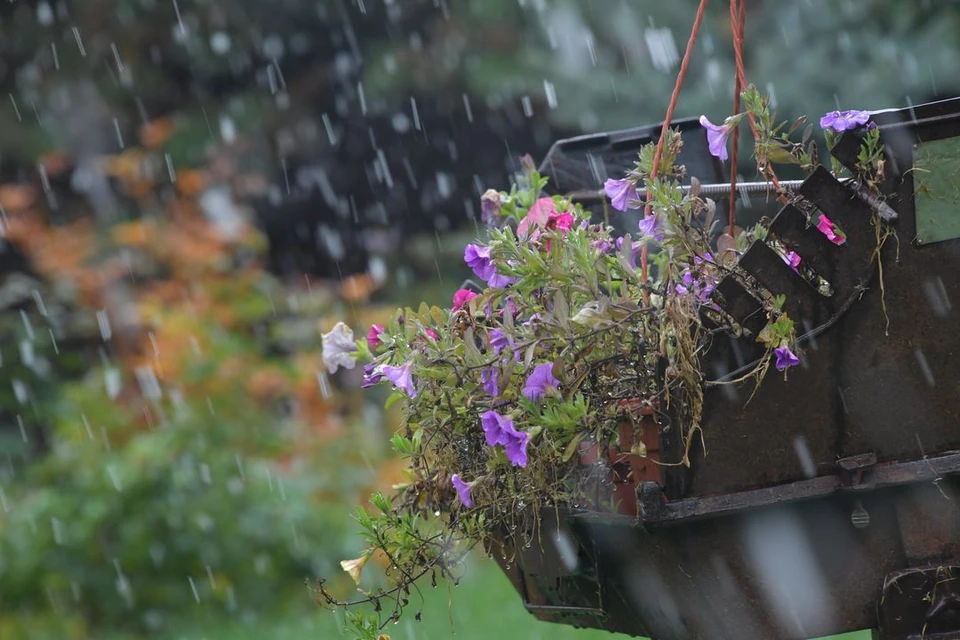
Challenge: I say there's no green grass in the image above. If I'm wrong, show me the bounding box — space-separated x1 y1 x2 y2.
106 556 876 640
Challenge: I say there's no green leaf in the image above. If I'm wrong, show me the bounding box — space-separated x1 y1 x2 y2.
385 391 407 410
562 432 587 462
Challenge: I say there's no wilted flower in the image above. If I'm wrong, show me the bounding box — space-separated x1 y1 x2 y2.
366 324 385 349
820 110 871 133
774 346 801 371
322 322 358 374
699 114 742 161
516 197 555 240
604 178 636 212
382 362 416 397
523 362 559 402
816 214 847 246
481 189 503 224
481 367 499 396
340 553 370 585
451 474 474 508
361 362 383 388
453 289 479 311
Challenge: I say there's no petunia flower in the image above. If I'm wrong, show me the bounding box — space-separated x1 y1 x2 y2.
604 178 636 212
774 346 801 371
480 410 530 467
453 289 479 311
424 328 439 340
481 367 499 396
382 362 417 397
591 238 614 253
361 362 383 388
523 362 559 402
699 114 742 161
366 323 385 349
322 322 358 374
782 250 802 273
516 197 555 241
464 244 496 281
451 474 474 508
489 328 512 355
816 214 847 246
481 409 513 447
637 214 666 242
481 189 503 225
820 110 871 133
547 211 575 233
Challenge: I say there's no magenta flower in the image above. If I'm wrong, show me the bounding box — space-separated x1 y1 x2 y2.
523 362 559 402
424 328 439 340
774 346 801 371
604 178 636 212
451 474 474 508
481 367 499 396
782 250 802 273
820 110 871 133
547 211 575 233
366 324 385 349
637 214 665 242
699 115 739 161
382 362 416 397
516 197 555 241
453 289 479 311
816 214 847 246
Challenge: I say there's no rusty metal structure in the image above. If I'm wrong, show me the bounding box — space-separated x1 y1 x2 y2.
493 97 960 640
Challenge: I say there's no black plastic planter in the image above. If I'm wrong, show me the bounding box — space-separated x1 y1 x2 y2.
497 97 960 640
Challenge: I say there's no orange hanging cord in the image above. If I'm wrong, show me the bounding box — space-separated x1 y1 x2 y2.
640 0 710 294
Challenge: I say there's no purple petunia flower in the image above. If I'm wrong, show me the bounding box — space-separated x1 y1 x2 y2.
361 362 383 388
489 328 512 354
504 430 530 467
451 474 474 508
382 362 417 397
523 362 559 402
604 178 636 212
774 346 801 371
480 410 530 467
615 236 641 269
481 367 499 396
820 110 871 133
700 115 739 161
637 214 665 242
464 244 496 281
591 238 614 253
481 409 513 447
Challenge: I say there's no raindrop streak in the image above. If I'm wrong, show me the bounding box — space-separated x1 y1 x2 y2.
410 97 422 131
97 309 112 341
165 153 176 183
106 465 123 492
50 43 59 70
9 94 21 122
188 576 200 603
205 566 217 589
316 371 332 399
462 93 473 122
72 27 87 56
544 80 558 109
357 82 367 115
521 96 534 118
793 436 817 478
914 348 936 387
51 517 64 545
48 329 59 355
113 118 124 149
17 415 27 443
235 454 246 481
171 0 186 35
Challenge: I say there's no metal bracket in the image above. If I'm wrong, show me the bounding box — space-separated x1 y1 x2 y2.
879 566 960 639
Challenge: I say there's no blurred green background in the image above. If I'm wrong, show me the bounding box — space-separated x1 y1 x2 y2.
0 0 954 638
